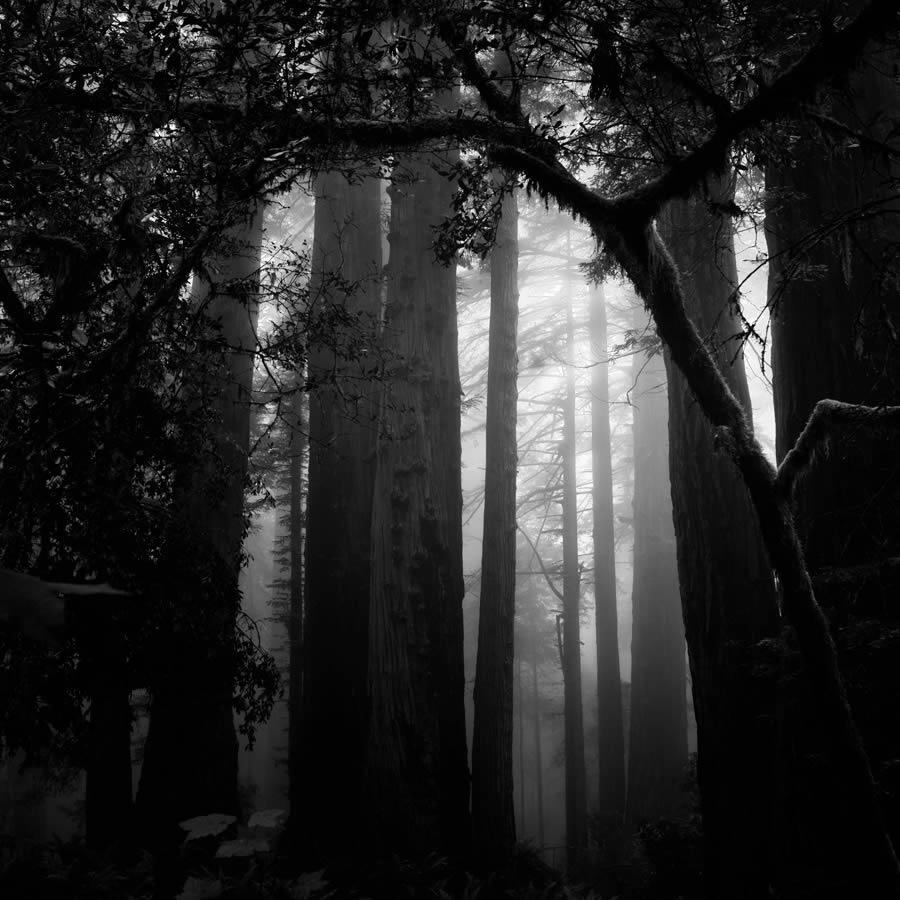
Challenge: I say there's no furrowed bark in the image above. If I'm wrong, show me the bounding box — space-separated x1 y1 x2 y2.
657 184 779 898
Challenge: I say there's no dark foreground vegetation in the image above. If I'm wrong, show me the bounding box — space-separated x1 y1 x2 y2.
1 822 703 900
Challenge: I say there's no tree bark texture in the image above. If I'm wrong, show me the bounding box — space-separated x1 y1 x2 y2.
766 44 900 893
365 145 470 857
299 168 382 860
562 283 587 870
472 183 519 861
136 202 263 840
657 180 781 898
625 305 687 828
589 283 626 823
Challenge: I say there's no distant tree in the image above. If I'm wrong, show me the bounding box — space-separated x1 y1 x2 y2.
513 566 564 853
526 615 548 850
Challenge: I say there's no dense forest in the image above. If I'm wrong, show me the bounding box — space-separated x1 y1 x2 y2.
1 1 899 898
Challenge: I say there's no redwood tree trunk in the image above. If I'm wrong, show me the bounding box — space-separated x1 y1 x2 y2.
589 282 626 825
625 305 687 827
298 168 381 860
471 182 519 861
365 143 470 857
658 179 780 899
766 47 900 892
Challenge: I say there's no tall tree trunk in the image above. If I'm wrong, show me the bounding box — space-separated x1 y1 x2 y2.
658 178 780 899
766 47 900 893
286 388 306 828
625 305 687 827
365 140 470 856
298 169 381 861
589 282 626 825
561 274 587 870
471 182 519 862
136 202 263 841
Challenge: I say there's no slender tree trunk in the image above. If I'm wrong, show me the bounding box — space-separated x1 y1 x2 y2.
561 270 587 870
517 654 525 833
298 168 381 860
625 305 687 827
656 180 780 898
365 137 470 856
531 629 546 850
589 282 626 825
766 47 900 893
472 182 519 862
137 202 263 841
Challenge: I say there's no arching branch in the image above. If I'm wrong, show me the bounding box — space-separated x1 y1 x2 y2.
777 400 900 502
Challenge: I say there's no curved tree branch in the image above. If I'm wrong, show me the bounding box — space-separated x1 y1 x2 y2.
626 0 900 219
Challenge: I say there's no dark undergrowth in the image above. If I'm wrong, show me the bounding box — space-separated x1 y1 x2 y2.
0 839 578 900
0 812 704 900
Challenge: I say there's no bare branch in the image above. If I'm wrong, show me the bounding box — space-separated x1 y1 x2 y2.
813 557 900 589
517 524 565 603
